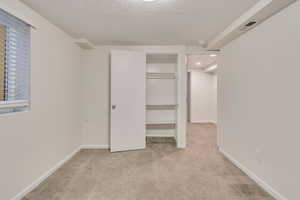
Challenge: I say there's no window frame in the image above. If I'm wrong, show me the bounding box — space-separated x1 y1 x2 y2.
0 8 31 114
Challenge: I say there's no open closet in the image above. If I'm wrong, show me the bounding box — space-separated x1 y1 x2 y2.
146 54 178 140
110 49 184 152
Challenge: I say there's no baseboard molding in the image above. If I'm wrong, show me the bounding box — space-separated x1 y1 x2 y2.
11 144 109 200
219 148 288 200
81 144 110 149
11 146 82 200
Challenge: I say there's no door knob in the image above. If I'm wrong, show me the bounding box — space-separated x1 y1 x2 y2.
112 105 117 110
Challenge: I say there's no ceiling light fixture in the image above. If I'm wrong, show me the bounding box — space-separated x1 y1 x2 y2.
210 54 217 57
196 62 201 66
204 65 218 73
144 0 156 2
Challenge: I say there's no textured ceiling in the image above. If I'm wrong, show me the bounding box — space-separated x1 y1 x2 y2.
21 0 260 45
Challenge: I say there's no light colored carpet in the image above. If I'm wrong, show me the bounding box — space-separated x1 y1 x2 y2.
23 123 274 200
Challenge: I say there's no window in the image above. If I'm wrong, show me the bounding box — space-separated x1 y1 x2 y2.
0 9 30 114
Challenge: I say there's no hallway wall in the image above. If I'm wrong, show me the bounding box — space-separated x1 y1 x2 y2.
190 70 217 123
219 1 300 200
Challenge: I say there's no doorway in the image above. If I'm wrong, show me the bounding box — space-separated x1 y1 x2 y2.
186 53 218 124
187 72 191 122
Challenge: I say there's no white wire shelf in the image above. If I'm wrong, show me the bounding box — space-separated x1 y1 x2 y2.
146 123 176 130
146 73 176 80
146 104 177 110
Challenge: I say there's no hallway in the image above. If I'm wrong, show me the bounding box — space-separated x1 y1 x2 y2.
23 123 273 200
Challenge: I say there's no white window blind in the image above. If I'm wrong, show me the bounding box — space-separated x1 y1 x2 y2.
0 9 30 114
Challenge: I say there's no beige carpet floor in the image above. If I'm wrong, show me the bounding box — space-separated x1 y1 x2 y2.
23 123 274 200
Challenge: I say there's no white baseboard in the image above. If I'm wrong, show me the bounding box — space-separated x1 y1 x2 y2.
81 144 110 149
11 144 109 200
219 148 288 200
11 146 82 200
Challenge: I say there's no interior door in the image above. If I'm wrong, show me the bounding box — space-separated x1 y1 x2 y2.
110 50 146 152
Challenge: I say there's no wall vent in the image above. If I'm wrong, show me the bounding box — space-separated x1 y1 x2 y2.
240 21 257 32
245 21 257 27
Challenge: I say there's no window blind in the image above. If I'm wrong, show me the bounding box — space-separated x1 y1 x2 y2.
0 9 30 113
0 24 5 101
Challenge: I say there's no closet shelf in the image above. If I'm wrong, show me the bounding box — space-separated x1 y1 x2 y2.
146 123 176 130
146 104 177 110
146 73 176 80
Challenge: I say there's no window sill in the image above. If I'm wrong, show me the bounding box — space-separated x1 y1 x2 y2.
0 100 29 109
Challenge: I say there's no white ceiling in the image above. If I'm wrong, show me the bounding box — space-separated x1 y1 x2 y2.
20 0 260 45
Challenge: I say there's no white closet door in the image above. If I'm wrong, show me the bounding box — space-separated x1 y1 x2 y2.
110 50 146 152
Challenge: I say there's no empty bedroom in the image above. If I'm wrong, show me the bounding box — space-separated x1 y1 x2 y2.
0 0 299 200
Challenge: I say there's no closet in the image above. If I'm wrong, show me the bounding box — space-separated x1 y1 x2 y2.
110 49 182 152
146 54 178 139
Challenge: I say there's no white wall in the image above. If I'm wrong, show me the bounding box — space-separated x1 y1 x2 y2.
190 70 217 123
219 1 300 200
82 47 110 147
0 1 82 200
82 46 187 148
